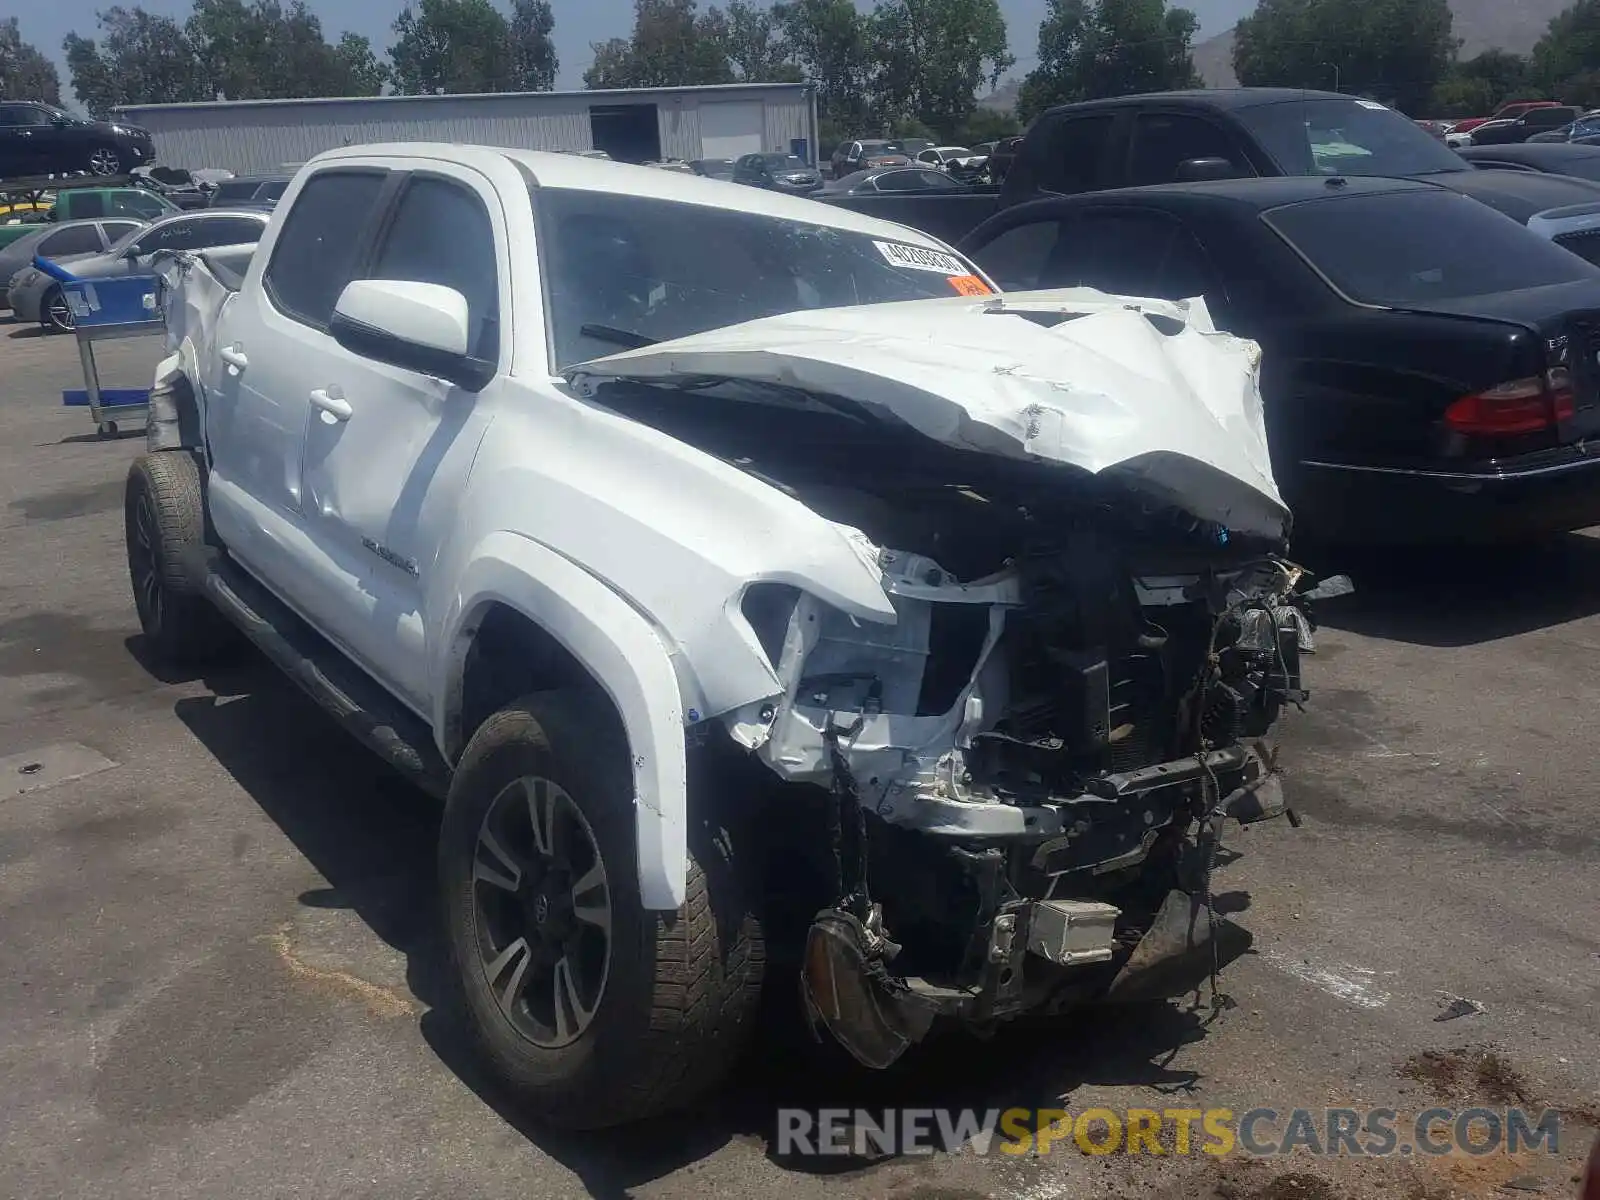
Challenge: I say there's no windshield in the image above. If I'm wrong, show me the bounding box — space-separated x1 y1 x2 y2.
1264 190 1597 305
760 154 807 170
538 187 991 370
1236 97 1470 176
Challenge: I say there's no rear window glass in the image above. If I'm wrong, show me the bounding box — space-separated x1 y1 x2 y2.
1236 98 1469 177
1263 190 1598 305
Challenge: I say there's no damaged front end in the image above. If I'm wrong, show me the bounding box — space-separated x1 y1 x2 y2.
567 292 1328 1069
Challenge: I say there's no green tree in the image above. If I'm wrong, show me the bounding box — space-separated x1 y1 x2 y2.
869 0 1013 137
583 0 734 87
0 18 63 105
64 7 211 116
1532 0 1600 104
510 0 559 90
335 32 389 96
773 0 872 130
722 0 803 82
1232 0 1456 114
1018 0 1198 118
956 105 1021 144
188 0 372 99
1429 49 1530 115
391 0 515 95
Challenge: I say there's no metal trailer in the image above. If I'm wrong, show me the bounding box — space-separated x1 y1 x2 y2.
50 261 161 437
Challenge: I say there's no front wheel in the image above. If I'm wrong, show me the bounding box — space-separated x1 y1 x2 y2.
87 146 122 175
41 285 73 333
440 692 764 1129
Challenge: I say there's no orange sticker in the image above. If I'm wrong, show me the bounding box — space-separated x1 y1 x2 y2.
947 274 993 296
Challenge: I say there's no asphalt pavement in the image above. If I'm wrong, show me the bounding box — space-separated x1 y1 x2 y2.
0 319 1596 1200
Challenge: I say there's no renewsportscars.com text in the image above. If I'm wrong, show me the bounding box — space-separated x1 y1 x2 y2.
775 1107 1567 1158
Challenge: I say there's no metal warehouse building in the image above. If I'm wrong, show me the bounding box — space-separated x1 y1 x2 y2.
115 82 818 175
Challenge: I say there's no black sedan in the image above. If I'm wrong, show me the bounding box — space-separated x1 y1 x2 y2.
822 166 970 195
1456 142 1600 182
959 176 1600 543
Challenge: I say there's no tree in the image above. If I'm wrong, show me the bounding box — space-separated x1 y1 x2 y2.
335 33 389 96
1232 0 1456 115
391 0 515 95
510 0 558 90
1429 49 1530 115
64 7 211 116
0 18 63 105
869 0 1014 137
1018 0 1198 118
1533 0 1600 105
188 0 372 100
582 0 733 88
956 105 1021 144
722 0 803 82
772 0 872 130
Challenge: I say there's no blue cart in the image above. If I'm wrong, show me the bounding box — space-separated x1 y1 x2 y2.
42 256 164 438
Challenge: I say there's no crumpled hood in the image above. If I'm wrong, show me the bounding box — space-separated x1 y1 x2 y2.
566 288 1288 540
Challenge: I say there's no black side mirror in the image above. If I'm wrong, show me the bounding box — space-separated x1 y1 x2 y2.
1174 157 1243 182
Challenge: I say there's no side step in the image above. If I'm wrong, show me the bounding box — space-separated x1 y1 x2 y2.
194 548 453 799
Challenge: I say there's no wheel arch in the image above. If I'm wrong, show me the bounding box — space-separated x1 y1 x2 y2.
436 531 689 911
148 352 205 452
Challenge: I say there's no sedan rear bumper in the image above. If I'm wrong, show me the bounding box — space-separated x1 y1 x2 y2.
1293 451 1600 542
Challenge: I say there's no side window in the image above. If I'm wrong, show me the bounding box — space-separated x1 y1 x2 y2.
0 105 50 127
71 192 107 218
367 175 500 362
1035 114 1115 195
194 217 265 246
1128 114 1248 186
263 170 388 328
111 191 170 218
875 171 925 192
39 225 102 256
1052 212 1175 295
1155 226 1225 304
0 105 23 127
101 220 143 243
969 219 1064 291
131 219 200 254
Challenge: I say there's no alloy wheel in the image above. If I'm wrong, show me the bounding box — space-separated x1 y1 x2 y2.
129 491 163 633
88 148 121 175
43 287 74 332
471 774 612 1048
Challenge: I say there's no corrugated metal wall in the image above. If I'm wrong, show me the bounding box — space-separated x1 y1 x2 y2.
118 87 813 174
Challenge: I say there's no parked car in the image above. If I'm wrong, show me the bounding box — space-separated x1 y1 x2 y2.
985 135 1024 181
644 159 694 173
830 139 913 177
1451 101 1565 139
960 175 1600 543
914 145 989 179
49 184 179 223
9 208 268 331
820 89 1600 248
688 157 736 180
822 166 970 194
137 144 1314 1131
1456 142 1600 181
130 165 213 209
0 100 155 179
1468 106 1582 145
731 151 822 193
0 205 50 251
207 174 292 210
0 217 145 308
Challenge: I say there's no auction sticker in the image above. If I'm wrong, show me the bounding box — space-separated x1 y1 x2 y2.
875 240 968 275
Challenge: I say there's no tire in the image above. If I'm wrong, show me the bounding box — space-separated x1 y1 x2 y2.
124 452 233 664
41 285 73 334
87 146 122 176
440 692 764 1129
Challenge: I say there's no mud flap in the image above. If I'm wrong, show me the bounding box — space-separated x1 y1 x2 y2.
1102 889 1253 1004
801 908 939 1070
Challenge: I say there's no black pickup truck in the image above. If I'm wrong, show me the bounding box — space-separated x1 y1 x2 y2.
817 88 1600 244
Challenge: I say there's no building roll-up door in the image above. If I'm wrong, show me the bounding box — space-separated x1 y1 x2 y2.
698 101 765 159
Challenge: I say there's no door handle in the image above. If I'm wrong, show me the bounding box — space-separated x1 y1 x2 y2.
310 387 352 421
219 344 248 372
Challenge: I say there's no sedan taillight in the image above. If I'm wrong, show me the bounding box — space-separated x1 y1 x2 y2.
1443 371 1575 435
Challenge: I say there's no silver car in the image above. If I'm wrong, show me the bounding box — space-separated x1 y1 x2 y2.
10 209 269 332
0 218 145 309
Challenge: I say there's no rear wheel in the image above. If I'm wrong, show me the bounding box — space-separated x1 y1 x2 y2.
124 453 233 664
87 146 122 175
440 692 764 1129
41 285 73 333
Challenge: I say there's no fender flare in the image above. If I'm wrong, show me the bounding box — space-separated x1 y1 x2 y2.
436 531 688 910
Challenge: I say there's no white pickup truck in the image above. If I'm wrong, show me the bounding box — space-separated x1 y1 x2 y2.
130 143 1319 1129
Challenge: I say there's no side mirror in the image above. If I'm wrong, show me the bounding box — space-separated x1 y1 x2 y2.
1174 156 1243 182
329 278 492 391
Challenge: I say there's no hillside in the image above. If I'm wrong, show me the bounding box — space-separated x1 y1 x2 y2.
1192 0 1572 91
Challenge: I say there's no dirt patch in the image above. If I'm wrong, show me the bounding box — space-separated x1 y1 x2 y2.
1399 1048 1531 1105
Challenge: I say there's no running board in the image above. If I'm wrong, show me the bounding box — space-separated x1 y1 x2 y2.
194 548 452 799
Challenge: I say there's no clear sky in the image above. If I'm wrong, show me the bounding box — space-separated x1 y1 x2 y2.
21 0 1248 98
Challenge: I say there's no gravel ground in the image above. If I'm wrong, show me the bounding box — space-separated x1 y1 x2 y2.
0 319 1596 1200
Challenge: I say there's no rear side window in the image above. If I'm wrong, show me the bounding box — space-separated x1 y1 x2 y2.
264 171 387 328
102 220 142 240
969 219 1063 290
1264 190 1598 305
71 192 106 218
39 225 102 256
1128 113 1251 186
110 191 170 219
1035 114 1115 195
368 176 500 361
211 181 258 204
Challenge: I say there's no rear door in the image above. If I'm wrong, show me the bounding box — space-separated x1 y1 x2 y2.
0 105 48 176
